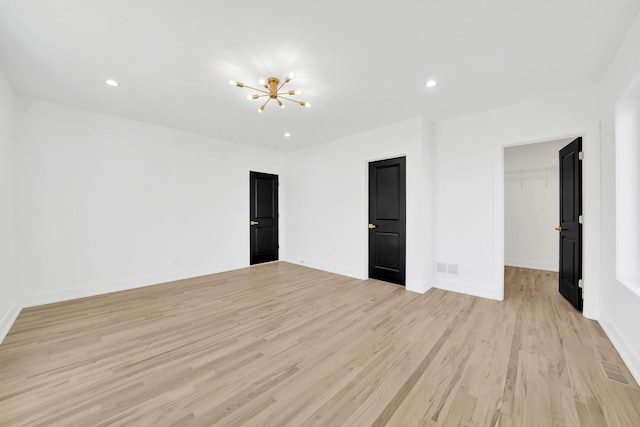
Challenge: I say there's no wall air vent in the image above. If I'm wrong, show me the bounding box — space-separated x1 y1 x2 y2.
436 262 459 275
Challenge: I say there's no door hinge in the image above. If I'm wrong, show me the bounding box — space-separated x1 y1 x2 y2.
579 151 584 160
578 279 583 289
579 215 583 224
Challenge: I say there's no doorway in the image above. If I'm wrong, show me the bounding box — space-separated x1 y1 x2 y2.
503 137 583 310
495 125 600 318
504 139 570 272
368 157 406 286
249 171 279 265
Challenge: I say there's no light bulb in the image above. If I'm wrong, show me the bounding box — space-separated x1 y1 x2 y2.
278 100 284 109
284 132 291 137
259 79 266 86
425 80 437 88
295 89 302 95
228 80 236 86
247 94 259 100
288 72 295 79
105 79 119 87
301 102 311 108
285 72 294 83
258 105 265 113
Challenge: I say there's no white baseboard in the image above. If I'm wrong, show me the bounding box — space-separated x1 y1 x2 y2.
283 259 432 294
284 259 366 281
406 282 431 295
19 262 248 309
0 298 22 345
505 259 558 272
434 276 503 301
599 316 640 387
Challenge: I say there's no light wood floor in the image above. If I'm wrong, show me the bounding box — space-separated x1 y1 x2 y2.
0 263 638 426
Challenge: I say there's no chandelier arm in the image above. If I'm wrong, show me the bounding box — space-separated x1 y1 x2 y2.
241 85 271 95
248 94 271 101
278 95 304 104
277 80 290 91
261 98 272 108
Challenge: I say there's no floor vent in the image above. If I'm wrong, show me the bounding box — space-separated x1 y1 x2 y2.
599 360 631 386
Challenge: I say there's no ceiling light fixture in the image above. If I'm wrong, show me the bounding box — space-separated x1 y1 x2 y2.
105 79 119 87
425 80 437 88
229 72 310 113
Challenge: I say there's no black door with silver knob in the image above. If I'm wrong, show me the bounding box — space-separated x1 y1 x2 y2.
558 138 583 311
368 157 406 286
250 171 278 265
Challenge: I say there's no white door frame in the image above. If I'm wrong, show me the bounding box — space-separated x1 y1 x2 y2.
492 123 601 320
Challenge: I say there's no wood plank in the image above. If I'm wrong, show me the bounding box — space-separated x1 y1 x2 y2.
0 263 638 426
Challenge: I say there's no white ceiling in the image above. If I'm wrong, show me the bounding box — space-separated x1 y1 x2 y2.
0 1 638 151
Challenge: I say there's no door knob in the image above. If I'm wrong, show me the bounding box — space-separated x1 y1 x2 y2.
554 226 562 231
368 224 376 229
250 220 259 225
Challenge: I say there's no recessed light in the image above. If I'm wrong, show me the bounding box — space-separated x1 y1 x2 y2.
105 79 119 87
425 80 437 88
284 132 291 138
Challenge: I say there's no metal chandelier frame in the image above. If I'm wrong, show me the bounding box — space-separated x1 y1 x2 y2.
229 73 310 113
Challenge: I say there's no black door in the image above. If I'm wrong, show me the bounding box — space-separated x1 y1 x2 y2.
558 138 583 310
250 171 278 265
368 157 406 286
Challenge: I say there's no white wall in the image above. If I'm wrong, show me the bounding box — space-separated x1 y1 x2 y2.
282 117 433 294
504 139 569 272
0 66 18 342
616 95 640 289
598 12 640 385
13 99 284 307
433 86 600 302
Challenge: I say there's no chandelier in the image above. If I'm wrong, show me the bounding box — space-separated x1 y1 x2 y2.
228 72 311 113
